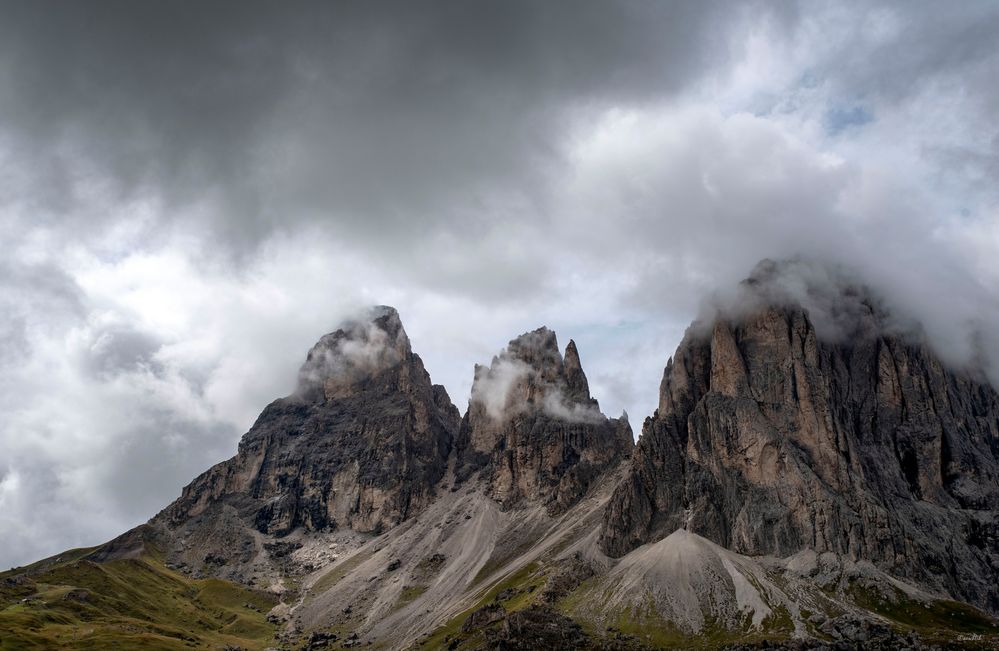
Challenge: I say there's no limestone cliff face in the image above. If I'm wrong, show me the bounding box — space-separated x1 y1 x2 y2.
160 306 460 536
600 267 999 613
456 327 633 515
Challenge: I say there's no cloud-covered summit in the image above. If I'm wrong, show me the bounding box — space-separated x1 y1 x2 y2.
297 306 409 397
694 258 999 386
469 327 605 425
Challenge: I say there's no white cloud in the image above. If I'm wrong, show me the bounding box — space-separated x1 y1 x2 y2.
541 389 605 425
469 358 533 421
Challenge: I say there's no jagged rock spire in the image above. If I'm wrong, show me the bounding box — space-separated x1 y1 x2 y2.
456 326 633 515
562 339 590 402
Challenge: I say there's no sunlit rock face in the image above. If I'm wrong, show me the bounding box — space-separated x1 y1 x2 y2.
160 306 460 537
455 326 634 515
600 260 999 613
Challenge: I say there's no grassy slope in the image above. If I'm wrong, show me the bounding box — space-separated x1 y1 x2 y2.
556 577 794 650
4 543 998 650
848 583 999 648
415 562 546 650
414 560 999 651
0 550 279 650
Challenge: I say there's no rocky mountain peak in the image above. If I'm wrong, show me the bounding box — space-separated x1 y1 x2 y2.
157 305 459 546
563 339 590 401
499 326 567 400
466 327 601 426
602 264 999 613
507 325 559 358
297 305 412 401
457 327 633 514
697 257 896 347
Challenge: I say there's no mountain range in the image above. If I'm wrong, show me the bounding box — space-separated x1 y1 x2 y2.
2 260 998 650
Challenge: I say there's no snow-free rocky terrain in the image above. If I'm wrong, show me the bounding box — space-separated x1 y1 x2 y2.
2 260 999 650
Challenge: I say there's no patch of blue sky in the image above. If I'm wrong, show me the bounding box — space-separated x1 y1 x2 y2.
824 105 874 136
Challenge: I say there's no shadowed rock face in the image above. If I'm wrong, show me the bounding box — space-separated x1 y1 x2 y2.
600 265 999 613
455 327 634 515
159 306 460 536
153 313 630 555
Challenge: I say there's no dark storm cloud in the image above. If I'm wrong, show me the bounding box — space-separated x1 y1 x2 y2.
82 326 164 379
0 261 85 363
0 0 779 253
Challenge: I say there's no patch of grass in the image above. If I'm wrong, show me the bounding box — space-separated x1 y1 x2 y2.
605 599 689 648
469 555 508 589
597 605 789 650
469 536 540 588
309 548 373 597
482 562 546 612
558 576 794 650
849 583 999 638
392 584 428 612
416 562 546 650
760 602 794 637
1 547 99 580
0 552 279 650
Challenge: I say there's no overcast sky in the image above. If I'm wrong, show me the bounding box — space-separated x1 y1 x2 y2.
1 1 998 569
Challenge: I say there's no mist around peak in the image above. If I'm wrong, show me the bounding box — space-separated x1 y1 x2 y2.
295 305 410 398
691 257 998 388
468 327 605 424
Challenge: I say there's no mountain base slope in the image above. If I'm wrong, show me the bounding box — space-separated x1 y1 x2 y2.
0 546 279 650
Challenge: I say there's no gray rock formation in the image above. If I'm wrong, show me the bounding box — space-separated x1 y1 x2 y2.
455 327 634 515
600 261 999 613
159 306 460 537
